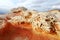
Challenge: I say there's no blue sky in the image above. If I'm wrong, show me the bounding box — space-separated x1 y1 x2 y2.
0 0 60 14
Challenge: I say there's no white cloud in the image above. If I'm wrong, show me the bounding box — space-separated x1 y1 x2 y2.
0 0 60 11
52 5 60 9
0 0 15 9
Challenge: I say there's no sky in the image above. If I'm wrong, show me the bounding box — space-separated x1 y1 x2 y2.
0 0 60 14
